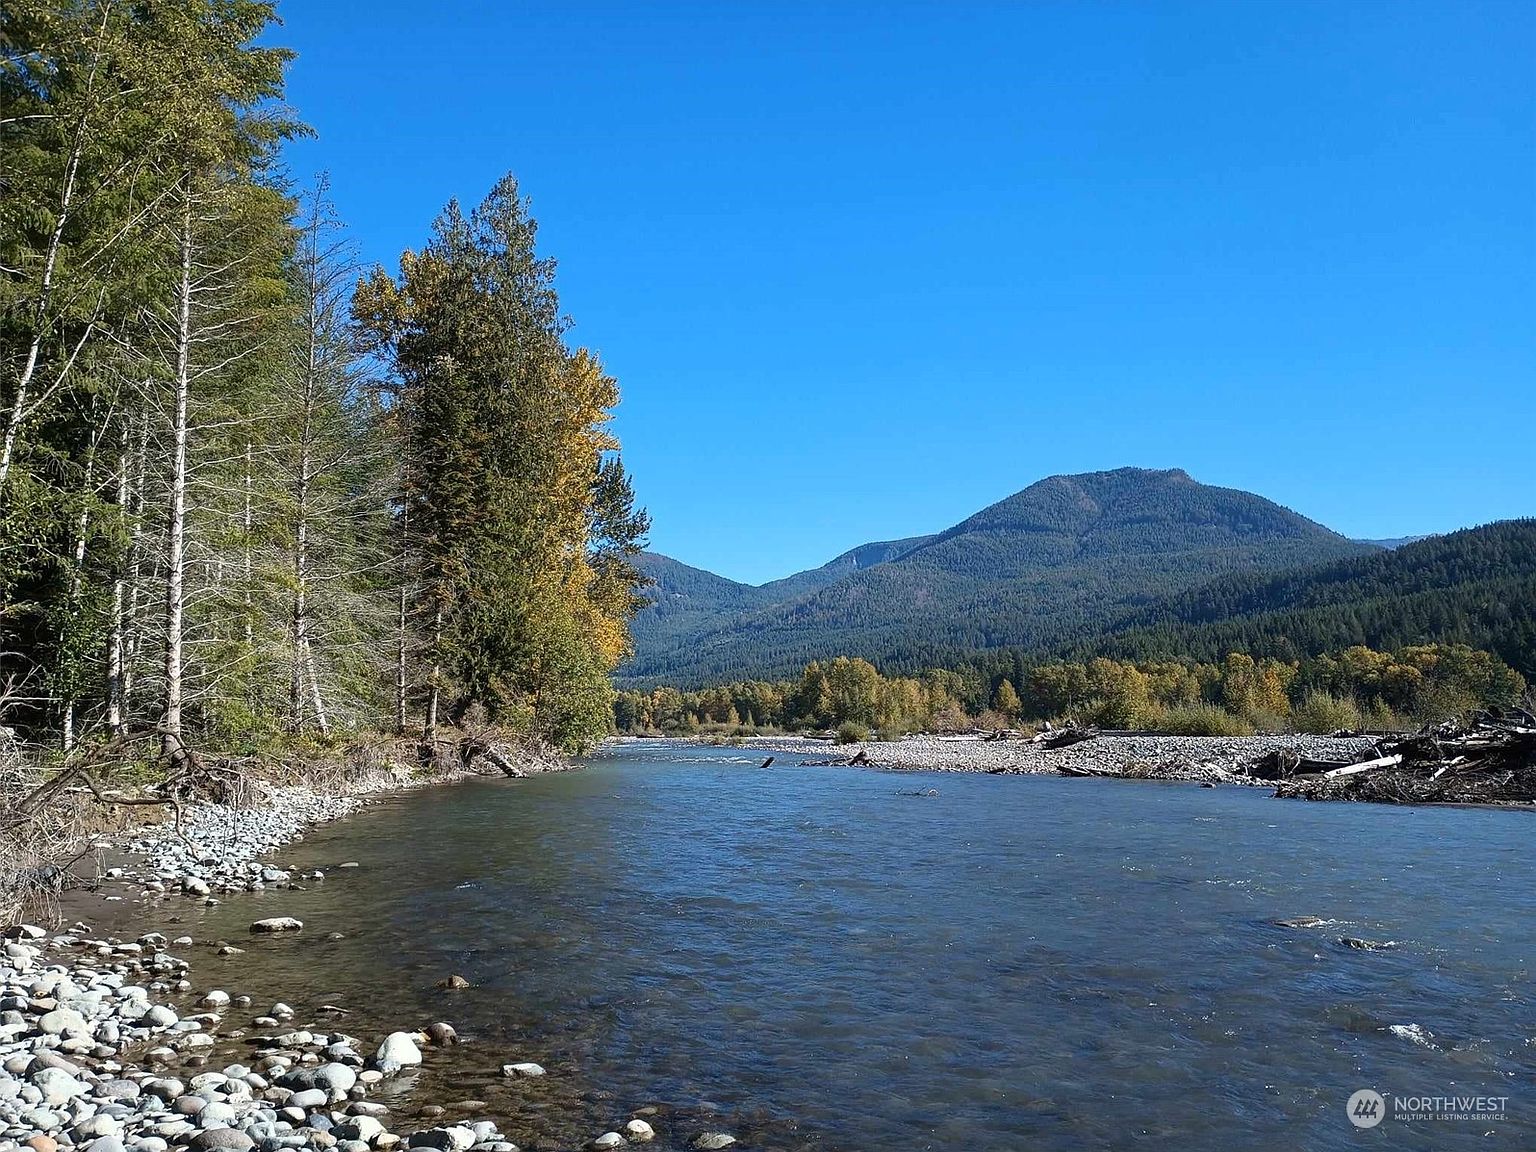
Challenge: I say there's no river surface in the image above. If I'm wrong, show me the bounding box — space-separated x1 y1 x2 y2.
96 740 1535 1150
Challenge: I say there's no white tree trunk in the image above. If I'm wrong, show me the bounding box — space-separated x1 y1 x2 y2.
106 416 129 735
161 182 193 748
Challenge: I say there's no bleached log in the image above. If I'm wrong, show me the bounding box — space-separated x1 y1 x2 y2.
1322 754 1403 779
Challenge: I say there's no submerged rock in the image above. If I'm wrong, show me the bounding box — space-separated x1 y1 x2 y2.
500 1062 545 1078
1339 936 1397 951
249 917 303 934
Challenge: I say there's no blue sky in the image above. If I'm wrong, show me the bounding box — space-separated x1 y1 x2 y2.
273 1 1534 585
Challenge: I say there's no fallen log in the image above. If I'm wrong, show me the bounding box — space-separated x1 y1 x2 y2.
1322 754 1403 779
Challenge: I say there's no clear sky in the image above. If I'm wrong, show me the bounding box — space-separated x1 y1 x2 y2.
271 1 1534 585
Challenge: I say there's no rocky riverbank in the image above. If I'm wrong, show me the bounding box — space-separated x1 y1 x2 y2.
725 732 1381 785
0 747 733 1152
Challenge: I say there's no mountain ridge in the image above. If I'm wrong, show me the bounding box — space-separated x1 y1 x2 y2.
625 467 1377 685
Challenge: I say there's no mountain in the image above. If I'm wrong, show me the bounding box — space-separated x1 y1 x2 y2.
623 468 1375 685
629 534 935 658
1085 520 1536 676
1357 535 1433 550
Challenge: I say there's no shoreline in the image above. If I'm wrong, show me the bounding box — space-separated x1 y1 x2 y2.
654 730 1536 807
0 748 702 1152
679 731 1378 783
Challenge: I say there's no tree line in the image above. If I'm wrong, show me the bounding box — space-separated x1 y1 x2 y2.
614 643 1528 740
1 1 645 755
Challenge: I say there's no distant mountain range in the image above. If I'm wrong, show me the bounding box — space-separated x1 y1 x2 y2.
626 467 1435 685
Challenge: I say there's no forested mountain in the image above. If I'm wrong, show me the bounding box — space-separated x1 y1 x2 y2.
1085 520 1536 677
624 468 1373 685
631 534 932 656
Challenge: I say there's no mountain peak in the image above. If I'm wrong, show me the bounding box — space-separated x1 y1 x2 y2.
624 466 1372 685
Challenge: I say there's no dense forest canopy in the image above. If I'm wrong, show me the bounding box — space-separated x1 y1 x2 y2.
0 0 645 754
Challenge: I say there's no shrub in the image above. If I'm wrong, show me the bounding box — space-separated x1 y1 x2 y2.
835 721 870 744
1157 704 1255 737
1291 692 1363 735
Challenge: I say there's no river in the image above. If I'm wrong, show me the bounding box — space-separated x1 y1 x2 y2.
94 739 1536 1149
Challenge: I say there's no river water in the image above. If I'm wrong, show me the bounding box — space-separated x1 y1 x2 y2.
96 740 1535 1149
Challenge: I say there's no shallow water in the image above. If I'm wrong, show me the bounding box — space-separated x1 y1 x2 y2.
97 740 1536 1149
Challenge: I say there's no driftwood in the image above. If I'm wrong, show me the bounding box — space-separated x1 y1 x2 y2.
1032 726 1098 750
799 749 875 768
1273 710 1536 804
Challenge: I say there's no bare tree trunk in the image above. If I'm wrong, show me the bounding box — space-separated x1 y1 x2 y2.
290 459 308 728
106 413 131 735
303 638 329 736
396 580 409 735
121 411 149 723
394 502 409 735
61 422 102 751
243 439 253 649
423 603 442 741
161 182 193 751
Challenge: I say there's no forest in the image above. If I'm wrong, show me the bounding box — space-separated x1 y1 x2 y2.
0 1 646 758
613 643 1528 741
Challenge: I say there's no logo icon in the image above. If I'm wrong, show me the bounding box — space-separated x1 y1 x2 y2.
1348 1089 1386 1128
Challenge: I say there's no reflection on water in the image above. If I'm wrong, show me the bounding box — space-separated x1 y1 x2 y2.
97 740 1536 1149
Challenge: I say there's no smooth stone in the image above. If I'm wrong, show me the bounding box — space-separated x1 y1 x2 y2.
28 1051 82 1077
333 1117 384 1144
691 1137 736 1151
32 1067 88 1106
96 1078 141 1101
373 1033 421 1067
425 1022 457 1046
590 1135 624 1151
407 1128 475 1152
188 1131 255 1152
199 1099 238 1130
500 1063 544 1079
623 1120 655 1143
38 1007 89 1036
313 1063 357 1092
72 1116 123 1139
